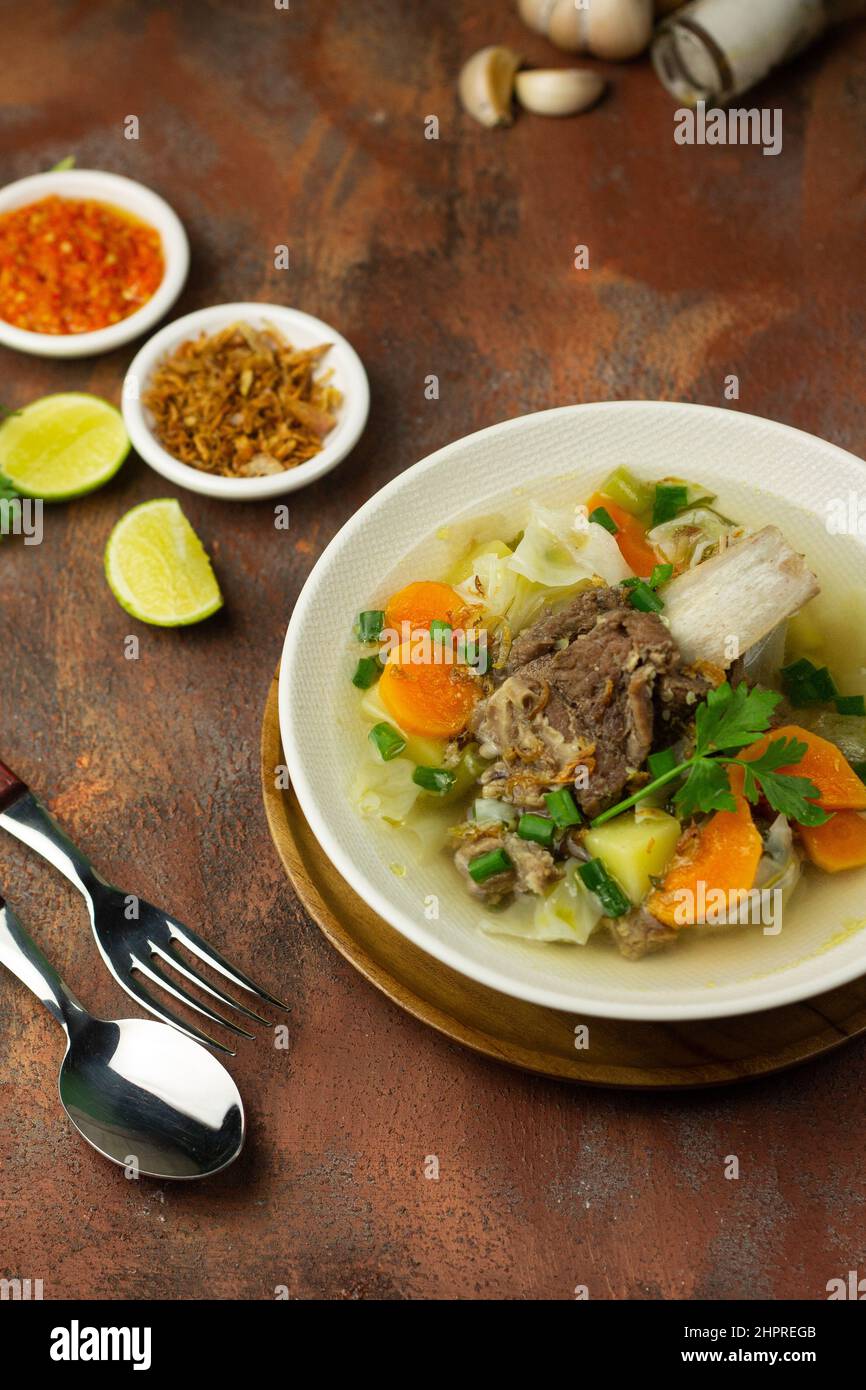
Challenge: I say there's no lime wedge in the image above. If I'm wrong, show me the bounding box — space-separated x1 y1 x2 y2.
105 499 223 627
0 393 130 501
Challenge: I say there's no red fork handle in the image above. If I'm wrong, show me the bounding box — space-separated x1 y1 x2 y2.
0 760 26 813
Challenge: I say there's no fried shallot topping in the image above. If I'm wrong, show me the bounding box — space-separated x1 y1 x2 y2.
143 320 342 477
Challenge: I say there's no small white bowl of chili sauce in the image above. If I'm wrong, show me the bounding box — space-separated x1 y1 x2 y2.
0 169 189 358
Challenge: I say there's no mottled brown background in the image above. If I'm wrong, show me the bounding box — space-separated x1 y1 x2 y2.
1 0 864 1301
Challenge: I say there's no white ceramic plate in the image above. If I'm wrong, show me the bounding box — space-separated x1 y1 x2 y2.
279 402 866 1020
0 169 188 358
122 302 370 500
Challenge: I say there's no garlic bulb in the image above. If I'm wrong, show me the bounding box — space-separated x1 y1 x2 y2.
516 0 560 34
515 68 606 116
587 0 654 59
519 0 654 62
546 1 586 52
458 45 521 127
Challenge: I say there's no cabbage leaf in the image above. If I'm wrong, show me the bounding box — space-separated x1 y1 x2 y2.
508 503 632 587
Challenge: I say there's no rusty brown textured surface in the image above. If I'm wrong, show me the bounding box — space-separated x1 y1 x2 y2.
0 0 865 1302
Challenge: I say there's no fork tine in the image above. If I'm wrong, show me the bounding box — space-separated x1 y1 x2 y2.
150 943 270 1025
166 920 289 1011
121 967 236 1055
135 958 256 1041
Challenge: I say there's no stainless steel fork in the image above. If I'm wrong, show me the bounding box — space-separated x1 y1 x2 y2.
0 760 287 1054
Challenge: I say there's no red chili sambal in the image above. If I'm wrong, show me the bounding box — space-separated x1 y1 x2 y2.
0 195 165 335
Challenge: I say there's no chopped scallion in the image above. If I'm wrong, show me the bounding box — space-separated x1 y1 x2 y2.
651 483 689 528
468 847 513 884
352 656 382 689
368 722 406 761
781 657 838 706
648 562 673 590
356 609 385 642
627 580 664 613
807 667 837 700
430 619 452 643
577 857 630 918
517 813 556 847
412 766 456 795
588 505 618 535
780 657 814 680
544 787 582 828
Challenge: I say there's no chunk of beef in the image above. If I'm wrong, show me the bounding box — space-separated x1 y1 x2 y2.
607 907 677 960
453 826 514 903
473 587 711 819
504 834 562 897
452 822 561 905
655 665 712 743
475 601 678 818
505 585 622 673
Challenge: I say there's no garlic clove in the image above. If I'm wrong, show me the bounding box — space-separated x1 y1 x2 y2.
585 0 654 62
458 45 522 128
515 68 606 117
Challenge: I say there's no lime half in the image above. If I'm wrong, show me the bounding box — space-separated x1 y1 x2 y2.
105 499 223 627
0 393 130 500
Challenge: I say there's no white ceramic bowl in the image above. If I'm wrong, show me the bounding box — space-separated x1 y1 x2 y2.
279 402 866 1021
122 303 370 500
0 169 189 358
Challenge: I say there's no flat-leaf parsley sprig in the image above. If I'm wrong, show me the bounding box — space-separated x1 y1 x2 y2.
591 681 830 828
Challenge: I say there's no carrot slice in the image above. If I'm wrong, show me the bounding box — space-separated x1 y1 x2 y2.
379 642 480 737
739 725 866 812
647 766 763 928
586 492 657 577
799 812 866 872
384 581 469 634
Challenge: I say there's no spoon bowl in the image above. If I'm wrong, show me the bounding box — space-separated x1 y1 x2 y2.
60 1016 245 1179
0 897 245 1180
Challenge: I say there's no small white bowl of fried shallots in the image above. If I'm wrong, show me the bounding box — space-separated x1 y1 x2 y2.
122 302 370 500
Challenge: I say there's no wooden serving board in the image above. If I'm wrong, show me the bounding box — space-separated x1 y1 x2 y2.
261 671 866 1088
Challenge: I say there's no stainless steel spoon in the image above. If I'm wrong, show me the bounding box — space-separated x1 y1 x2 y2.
0 895 245 1179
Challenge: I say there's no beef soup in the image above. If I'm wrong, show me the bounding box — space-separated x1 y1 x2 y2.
349 469 866 960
